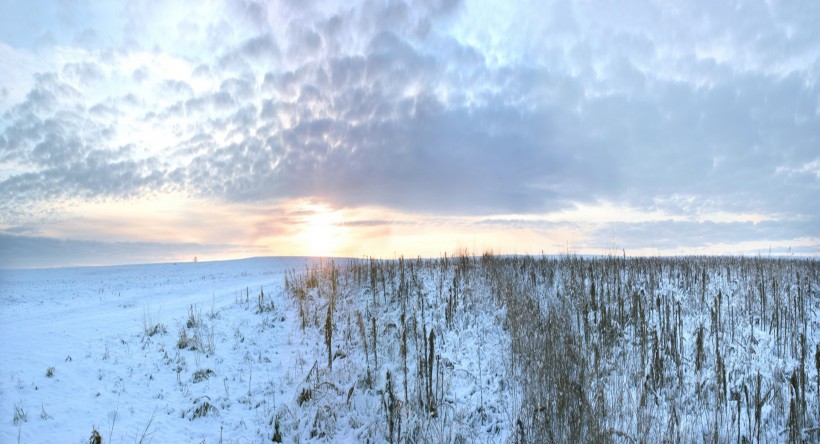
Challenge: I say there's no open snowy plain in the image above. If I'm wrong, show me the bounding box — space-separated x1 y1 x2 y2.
1 257 321 443
1 255 818 443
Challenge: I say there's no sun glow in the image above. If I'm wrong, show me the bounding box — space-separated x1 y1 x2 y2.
296 203 348 257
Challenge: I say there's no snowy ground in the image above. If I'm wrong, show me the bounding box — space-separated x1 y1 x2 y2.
1 255 818 443
0 257 320 443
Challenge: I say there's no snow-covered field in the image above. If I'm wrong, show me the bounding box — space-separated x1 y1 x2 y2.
1 255 818 443
0 257 319 443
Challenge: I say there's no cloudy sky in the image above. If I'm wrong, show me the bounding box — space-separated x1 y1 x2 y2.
1 0 819 267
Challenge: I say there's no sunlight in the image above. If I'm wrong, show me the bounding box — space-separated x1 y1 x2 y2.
296 202 346 257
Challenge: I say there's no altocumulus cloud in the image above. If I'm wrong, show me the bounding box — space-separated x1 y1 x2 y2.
1 0 819 264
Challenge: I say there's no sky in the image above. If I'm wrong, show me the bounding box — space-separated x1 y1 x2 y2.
0 0 819 268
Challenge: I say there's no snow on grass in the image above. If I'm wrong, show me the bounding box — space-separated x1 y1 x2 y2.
1 255 818 442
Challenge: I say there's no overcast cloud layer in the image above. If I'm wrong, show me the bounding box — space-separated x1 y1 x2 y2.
1 0 819 266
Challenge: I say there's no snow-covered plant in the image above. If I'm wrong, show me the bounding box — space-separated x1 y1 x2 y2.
12 403 27 425
177 327 189 349
142 308 167 337
88 427 101 444
186 304 200 329
275 254 818 442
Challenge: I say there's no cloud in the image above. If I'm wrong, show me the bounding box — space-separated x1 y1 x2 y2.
62 61 104 85
1 0 818 260
0 69 170 208
0 156 167 206
340 219 418 228
470 215 820 256
587 219 820 251
160 79 194 96
164 15 616 214
217 34 280 73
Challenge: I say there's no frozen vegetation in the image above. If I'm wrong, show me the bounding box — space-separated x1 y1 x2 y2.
1 254 818 442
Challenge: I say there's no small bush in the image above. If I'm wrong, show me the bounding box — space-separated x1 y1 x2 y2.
189 398 219 420
192 368 215 383
145 323 167 337
177 328 189 349
143 308 167 337
186 305 200 329
89 427 102 444
257 287 274 313
46 366 55 378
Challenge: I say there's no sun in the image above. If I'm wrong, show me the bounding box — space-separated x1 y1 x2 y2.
298 203 346 257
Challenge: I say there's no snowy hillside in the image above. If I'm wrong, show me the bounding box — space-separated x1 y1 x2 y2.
1 255 818 442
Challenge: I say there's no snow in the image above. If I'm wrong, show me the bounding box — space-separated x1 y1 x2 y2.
0 257 315 443
1 255 818 443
